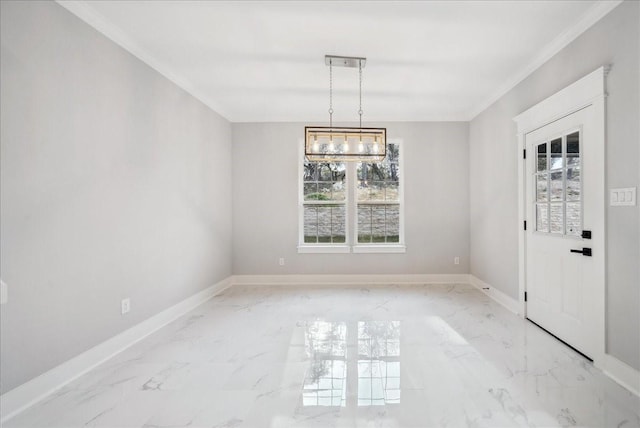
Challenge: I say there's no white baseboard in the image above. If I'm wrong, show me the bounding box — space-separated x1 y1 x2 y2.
468 274 520 315
232 273 470 286
602 354 640 397
0 276 233 424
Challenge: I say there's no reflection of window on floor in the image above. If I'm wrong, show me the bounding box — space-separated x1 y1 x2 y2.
358 321 401 406
300 320 401 407
302 321 347 407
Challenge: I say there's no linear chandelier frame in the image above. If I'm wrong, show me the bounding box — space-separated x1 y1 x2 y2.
304 55 387 162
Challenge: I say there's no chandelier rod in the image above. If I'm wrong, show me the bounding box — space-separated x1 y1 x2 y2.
328 58 333 129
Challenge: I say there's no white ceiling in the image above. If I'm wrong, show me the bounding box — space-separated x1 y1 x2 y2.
58 1 620 123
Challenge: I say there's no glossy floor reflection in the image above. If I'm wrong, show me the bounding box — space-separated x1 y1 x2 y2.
6 284 640 427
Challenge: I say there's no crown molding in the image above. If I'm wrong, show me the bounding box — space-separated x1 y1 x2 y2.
467 0 623 121
57 0 622 124
55 1 233 122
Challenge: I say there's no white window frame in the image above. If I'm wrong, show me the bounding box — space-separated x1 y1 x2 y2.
298 139 405 254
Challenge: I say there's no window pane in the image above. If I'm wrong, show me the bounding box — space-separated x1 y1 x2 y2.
566 167 580 201
550 203 563 234
536 174 548 202
385 205 400 242
537 143 547 171
357 144 400 203
358 204 399 243
304 205 318 243
567 132 580 168
550 138 563 169
358 205 372 243
304 204 345 243
550 171 563 201
304 161 345 202
357 182 370 201
536 203 549 233
303 163 319 181
331 181 346 201
566 202 581 236
371 206 386 242
386 182 399 201
304 183 319 200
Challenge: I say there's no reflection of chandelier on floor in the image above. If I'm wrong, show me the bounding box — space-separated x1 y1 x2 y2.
305 55 387 162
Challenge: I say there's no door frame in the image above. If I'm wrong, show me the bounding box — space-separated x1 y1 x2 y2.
513 66 608 367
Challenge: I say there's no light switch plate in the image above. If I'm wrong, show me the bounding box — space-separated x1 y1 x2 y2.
610 187 636 206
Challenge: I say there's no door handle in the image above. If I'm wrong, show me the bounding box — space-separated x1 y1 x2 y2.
570 247 592 257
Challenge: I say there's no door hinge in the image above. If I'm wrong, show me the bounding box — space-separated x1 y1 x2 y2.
524 291 528 302
523 149 526 159
523 220 527 231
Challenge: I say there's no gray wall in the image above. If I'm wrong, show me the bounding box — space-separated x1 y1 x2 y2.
232 122 470 275
0 1 233 393
469 0 639 370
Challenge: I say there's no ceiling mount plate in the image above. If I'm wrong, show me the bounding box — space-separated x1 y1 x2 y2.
325 55 366 68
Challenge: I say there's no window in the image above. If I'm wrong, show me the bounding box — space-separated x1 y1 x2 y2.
302 162 346 244
299 142 404 253
357 144 400 244
534 131 581 236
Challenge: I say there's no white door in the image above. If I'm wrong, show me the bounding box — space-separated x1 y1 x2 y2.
525 105 604 359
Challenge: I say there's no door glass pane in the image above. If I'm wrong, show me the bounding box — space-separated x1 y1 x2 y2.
536 174 548 202
536 203 549 233
550 203 563 234
550 171 563 201
566 202 581 236
537 143 547 171
566 167 580 201
550 138 563 170
567 132 580 168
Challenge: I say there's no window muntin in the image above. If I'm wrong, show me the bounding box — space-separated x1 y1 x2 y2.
534 131 581 237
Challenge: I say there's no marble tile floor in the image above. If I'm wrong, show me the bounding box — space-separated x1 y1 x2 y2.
5 283 639 428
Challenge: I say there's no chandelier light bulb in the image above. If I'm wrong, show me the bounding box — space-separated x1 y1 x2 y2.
329 136 334 151
358 140 364 153
313 135 319 151
343 136 348 152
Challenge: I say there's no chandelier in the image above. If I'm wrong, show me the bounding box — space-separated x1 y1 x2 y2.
305 55 387 162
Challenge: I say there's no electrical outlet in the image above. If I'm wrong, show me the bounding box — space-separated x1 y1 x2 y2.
454 257 460 265
279 257 285 266
121 298 130 315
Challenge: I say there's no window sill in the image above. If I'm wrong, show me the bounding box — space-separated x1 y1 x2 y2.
352 245 406 254
297 244 406 254
298 245 351 254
